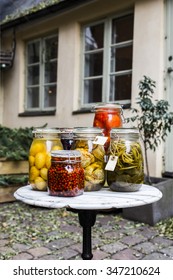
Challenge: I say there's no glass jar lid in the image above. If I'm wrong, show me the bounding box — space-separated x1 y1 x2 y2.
92 103 122 112
32 128 62 138
51 150 81 160
110 127 140 139
73 127 103 138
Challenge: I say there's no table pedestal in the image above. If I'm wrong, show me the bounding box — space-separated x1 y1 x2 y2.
69 209 97 260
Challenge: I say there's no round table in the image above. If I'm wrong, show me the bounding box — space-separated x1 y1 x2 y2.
14 185 162 260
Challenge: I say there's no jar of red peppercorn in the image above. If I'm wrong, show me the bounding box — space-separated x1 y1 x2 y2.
72 127 106 191
92 103 123 151
48 150 84 197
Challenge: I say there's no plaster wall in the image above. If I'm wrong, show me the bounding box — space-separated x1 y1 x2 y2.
1 0 165 177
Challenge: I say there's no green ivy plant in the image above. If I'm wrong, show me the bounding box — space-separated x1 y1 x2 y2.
0 125 33 160
126 76 173 185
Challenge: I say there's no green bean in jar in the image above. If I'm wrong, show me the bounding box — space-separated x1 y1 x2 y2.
107 128 144 192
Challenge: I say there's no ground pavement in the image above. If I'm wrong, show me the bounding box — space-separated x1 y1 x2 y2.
0 201 173 260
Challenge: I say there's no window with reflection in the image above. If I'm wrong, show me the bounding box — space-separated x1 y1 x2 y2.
82 14 133 107
26 34 58 111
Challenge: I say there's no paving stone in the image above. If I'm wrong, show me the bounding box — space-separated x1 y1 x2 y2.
133 242 159 254
0 246 15 255
121 235 146 246
0 239 9 247
46 238 76 250
38 254 61 260
160 246 173 258
111 248 142 260
55 247 79 260
27 246 51 258
151 236 173 248
12 252 33 260
103 230 124 240
12 243 31 252
100 242 127 254
139 227 159 239
142 252 172 260
92 249 110 260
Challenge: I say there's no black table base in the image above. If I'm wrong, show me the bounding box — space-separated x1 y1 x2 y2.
68 209 97 260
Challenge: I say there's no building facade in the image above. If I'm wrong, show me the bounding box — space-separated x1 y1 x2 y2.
0 0 173 177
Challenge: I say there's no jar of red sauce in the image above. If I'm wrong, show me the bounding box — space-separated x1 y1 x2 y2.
48 150 84 197
92 103 123 150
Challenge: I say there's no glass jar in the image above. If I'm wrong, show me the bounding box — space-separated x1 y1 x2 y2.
72 127 106 191
48 150 84 197
92 103 123 151
28 128 63 191
107 128 144 192
59 128 74 150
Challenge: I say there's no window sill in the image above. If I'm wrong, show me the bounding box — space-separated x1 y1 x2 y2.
18 110 56 117
72 108 92 115
72 104 131 114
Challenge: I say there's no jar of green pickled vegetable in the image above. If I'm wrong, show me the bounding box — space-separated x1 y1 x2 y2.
107 128 144 192
72 127 106 191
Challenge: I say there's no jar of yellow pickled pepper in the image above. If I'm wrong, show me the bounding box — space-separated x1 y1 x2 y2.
107 128 144 192
29 128 63 191
72 127 106 191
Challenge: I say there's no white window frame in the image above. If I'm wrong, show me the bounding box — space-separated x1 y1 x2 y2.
25 34 58 112
80 13 133 108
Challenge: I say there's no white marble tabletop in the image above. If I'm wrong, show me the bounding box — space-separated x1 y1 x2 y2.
14 185 162 210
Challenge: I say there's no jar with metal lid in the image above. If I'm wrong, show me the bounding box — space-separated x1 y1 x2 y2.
92 103 123 151
48 150 84 197
72 127 106 191
28 128 63 191
107 128 144 192
59 128 74 150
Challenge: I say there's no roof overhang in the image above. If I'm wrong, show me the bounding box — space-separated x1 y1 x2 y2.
1 0 95 31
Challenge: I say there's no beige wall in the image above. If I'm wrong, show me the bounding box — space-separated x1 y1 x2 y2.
1 0 165 177
132 0 164 177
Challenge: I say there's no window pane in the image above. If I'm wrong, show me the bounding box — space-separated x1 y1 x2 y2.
109 74 132 101
84 79 102 103
27 41 40 64
27 65 39 85
112 14 134 44
85 52 103 77
45 36 58 60
44 85 56 107
85 23 104 51
27 87 39 108
110 46 133 72
45 61 57 83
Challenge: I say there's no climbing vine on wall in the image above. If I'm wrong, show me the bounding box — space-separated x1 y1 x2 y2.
0 125 33 160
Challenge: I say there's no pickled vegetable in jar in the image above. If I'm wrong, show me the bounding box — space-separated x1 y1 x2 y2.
48 150 84 197
92 103 123 151
29 129 63 191
107 128 144 192
60 128 74 150
72 127 106 191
